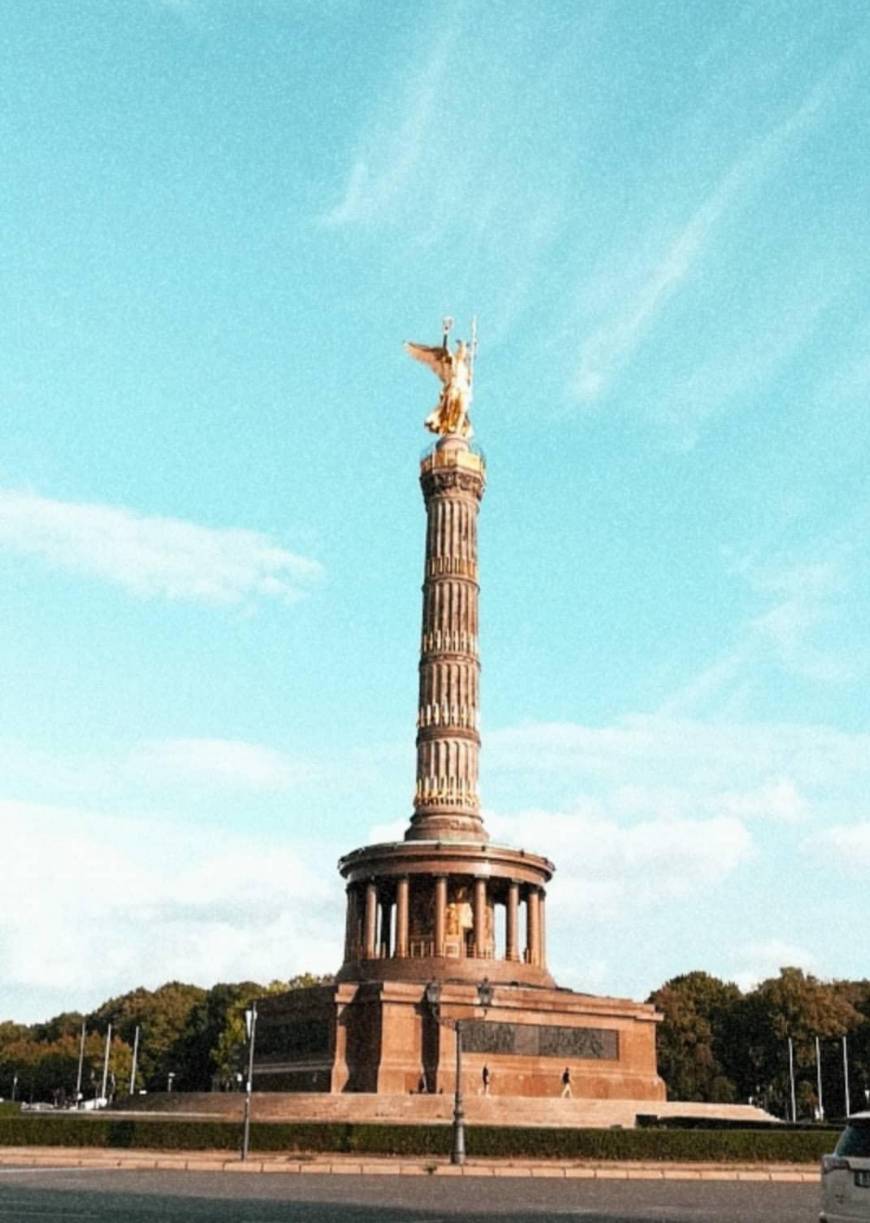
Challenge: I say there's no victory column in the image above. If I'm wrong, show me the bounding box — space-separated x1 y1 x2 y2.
251 321 665 1104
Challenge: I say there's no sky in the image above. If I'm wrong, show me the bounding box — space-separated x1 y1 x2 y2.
2 0 870 1025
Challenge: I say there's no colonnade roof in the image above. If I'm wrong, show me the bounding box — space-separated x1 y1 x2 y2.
337 838 555 886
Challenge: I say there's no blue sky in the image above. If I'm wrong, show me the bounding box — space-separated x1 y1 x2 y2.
2 0 870 1023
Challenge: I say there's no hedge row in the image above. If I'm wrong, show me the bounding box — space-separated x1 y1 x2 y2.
0 1116 840 1162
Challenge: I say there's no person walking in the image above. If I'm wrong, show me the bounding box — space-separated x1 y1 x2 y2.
560 1066 572 1098
481 1064 491 1096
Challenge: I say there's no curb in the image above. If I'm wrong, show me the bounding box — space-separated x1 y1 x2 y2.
0 1149 820 1182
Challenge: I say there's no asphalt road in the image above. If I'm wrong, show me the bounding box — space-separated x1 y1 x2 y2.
0 1168 820 1222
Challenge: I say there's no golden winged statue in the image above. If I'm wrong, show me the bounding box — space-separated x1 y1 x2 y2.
405 317 476 439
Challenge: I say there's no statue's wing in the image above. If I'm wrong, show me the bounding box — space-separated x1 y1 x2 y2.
404 341 448 381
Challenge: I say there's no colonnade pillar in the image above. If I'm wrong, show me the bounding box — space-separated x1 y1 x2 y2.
473 877 487 958
434 875 447 957
506 881 520 961
364 881 377 959
344 886 356 961
539 889 547 969
526 887 541 967
396 876 409 958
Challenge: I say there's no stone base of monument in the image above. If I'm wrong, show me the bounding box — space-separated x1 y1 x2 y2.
117 1092 778 1129
247 980 665 1101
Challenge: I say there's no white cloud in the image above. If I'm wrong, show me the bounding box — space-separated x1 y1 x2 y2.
0 488 323 606
0 736 316 800
366 818 406 845
730 939 818 993
716 779 808 825
0 800 341 1018
488 715 870 800
488 806 752 922
132 738 313 792
805 822 870 873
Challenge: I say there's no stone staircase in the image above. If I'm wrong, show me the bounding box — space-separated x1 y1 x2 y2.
118 1092 778 1129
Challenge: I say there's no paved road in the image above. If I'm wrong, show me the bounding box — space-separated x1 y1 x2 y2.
0 1168 820 1221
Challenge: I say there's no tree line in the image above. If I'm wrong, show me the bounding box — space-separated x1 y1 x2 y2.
648 968 870 1119
0 975 330 1106
2 967 868 1117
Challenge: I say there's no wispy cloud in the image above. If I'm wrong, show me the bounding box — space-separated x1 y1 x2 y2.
132 738 313 791
665 546 862 714
645 280 834 450
0 488 323 606
574 69 838 403
488 714 870 799
320 35 449 228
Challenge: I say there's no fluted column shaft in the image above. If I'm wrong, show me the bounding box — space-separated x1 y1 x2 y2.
407 438 486 842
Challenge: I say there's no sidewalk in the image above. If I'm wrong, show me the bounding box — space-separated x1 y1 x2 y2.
0 1147 820 1182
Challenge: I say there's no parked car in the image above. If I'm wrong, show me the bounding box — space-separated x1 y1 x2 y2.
821 1112 870 1222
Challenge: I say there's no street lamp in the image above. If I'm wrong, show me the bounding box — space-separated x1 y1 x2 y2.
426 978 493 1166
166 1072 176 1093
241 1001 258 1162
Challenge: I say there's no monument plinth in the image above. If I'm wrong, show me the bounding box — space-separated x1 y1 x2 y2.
254 323 665 1103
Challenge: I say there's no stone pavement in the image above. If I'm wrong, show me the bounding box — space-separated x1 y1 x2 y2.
0 1147 819 1182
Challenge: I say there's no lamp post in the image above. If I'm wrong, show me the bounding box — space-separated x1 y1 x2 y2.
241 1001 258 1162
426 978 493 1166
99 1024 112 1108
166 1071 175 1093
75 1021 86 1109
129 1026 140 1097
787 1037 797 1123
843 1035 851 1117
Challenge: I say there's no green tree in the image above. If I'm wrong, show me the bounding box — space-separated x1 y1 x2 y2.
833 978 870 1114
648 971 742 1102
0 1030 132 1105
0 1021 31 1054
31 1011 85 1043
736 967 860 1118
90 982 205 1093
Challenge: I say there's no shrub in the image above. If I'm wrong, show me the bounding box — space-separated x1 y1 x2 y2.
0 1115 840 1163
